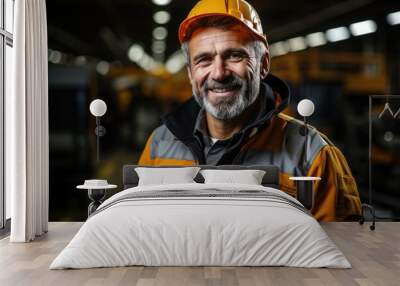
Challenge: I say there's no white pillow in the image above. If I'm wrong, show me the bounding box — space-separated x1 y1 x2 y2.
135 167 201 186
200 169 266 185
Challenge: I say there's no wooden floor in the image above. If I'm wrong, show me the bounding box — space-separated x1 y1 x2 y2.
0 222 399 286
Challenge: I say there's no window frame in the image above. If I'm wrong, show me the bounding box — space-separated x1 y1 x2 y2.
1 0 14 230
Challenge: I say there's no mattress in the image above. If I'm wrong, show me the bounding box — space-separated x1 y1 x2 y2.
50 183 350 269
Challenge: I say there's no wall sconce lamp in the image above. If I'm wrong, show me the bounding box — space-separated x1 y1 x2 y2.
89 99 107 163
297 99 315 161
290 99 321 210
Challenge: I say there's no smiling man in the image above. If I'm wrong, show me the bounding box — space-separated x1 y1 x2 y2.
138 0 362 221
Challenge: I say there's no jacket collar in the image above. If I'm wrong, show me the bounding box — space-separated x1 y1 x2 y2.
163 73 290 143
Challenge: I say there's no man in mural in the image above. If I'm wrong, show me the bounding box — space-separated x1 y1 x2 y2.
138 0 362 221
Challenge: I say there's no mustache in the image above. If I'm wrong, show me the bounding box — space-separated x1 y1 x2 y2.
203 75 243 91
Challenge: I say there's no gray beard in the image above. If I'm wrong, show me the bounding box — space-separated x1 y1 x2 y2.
192 75 261 120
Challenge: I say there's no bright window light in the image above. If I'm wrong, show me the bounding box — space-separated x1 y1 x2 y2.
306 32 327 47
153 11 170 24
350 20 377 36
270 41 289 57
287 37 307 52
152 0 171 6
387 11 400 25
5 0 14 33
153 26 168 40
128 44 144 62
326 27 350 42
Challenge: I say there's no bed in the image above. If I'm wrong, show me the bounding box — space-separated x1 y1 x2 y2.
50 165 350 269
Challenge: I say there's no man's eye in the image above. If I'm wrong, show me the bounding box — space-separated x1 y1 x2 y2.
195 58 212 66
227 53 245 62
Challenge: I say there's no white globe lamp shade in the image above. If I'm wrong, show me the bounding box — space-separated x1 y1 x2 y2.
90 99 107 117
297 99 315 117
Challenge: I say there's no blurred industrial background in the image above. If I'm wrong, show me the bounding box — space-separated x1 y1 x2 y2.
46 0 400 221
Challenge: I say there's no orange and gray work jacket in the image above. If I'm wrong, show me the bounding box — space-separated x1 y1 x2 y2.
138 74 362 221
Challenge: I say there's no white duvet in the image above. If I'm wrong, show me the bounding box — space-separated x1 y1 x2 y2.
50 183 350 269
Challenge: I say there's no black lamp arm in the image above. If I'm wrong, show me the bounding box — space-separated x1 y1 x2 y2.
94 117 106 163
303 116 308 174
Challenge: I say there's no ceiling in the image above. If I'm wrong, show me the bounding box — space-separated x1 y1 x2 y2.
46 0 399 66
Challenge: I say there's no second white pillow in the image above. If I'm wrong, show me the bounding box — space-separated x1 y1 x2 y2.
200 169 266 185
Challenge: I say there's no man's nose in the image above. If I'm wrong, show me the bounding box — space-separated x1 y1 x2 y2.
210 57 229 81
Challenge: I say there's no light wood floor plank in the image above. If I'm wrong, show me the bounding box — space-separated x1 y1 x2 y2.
0 222 399 286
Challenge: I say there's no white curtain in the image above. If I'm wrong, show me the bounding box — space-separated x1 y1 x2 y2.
6 0 49 242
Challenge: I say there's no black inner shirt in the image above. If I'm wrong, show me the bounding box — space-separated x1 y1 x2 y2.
193 94 267 165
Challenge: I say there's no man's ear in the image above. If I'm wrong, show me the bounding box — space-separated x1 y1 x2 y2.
260 51 270 79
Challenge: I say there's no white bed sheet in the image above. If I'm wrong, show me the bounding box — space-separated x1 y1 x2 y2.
50 183 350 269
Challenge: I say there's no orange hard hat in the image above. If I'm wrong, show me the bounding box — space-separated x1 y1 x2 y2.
179 0 267 45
